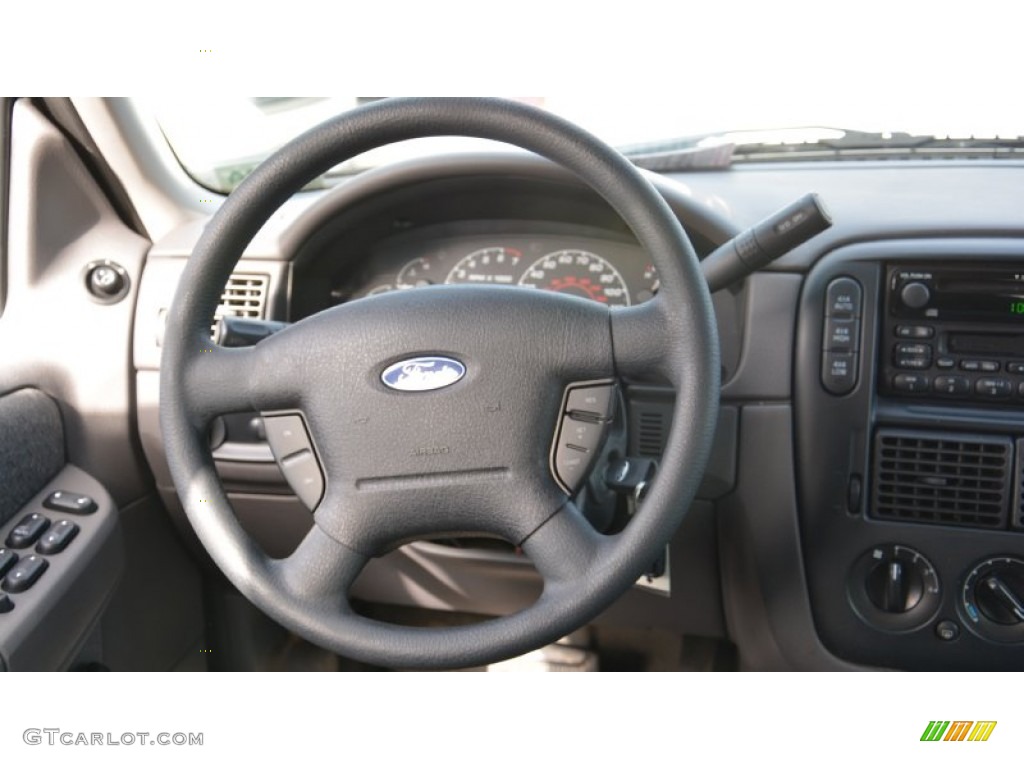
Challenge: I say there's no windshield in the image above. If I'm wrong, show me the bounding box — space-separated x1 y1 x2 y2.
152 95 1023 194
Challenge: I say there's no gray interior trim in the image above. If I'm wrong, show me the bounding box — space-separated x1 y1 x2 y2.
2 101 154 504
718 405 864 670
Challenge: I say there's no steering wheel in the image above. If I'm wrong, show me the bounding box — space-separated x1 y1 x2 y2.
160 97 720 669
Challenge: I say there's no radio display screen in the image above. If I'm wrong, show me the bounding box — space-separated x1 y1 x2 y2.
892 267 1024 322
948 332 1024 358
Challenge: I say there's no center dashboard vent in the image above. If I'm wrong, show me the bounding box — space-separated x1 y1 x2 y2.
872 429 1012 530
211 273 269 332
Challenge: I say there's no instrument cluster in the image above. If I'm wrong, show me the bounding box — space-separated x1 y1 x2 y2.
337 231 658 307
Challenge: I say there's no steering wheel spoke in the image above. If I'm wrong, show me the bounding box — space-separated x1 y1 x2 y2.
182 341 301 424
520 499 607 587
269 522 367 605
610 297 676 381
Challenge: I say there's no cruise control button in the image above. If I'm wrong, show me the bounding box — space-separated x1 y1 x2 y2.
2 554 48 593
554 445 590 492
561 415 604 452
822 352 858 395
825 278 862 318
264 415 313 460
43 490 96 515
35 520 79 555
565 385 614 420
279 450 324 510
975 378 1012 398
892 374 929 392
933 375 970 395
6 513 50 549
0 549 17 579
823 317 859 352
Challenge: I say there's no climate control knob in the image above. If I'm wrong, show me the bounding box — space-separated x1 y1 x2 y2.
849 545 941 631
960 557 1024 643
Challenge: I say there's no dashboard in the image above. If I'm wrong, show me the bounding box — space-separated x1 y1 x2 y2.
130 151 1024 671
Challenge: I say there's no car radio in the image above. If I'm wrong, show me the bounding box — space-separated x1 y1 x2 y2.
880 264 1024 401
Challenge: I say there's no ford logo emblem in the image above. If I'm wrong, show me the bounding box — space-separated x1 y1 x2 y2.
381 356 466 392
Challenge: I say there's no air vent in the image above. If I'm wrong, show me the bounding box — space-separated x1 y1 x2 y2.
630 406 668 457
1014 439 1024 531
213 273 269 330
872 430 1011 530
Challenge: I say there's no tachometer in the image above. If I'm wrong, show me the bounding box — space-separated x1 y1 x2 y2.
445 247 522 285
518 249 630 306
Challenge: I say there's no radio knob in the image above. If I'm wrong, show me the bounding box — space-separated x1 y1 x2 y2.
900 281 931 309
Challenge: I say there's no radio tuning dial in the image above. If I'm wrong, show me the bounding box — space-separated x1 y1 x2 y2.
900 281 931 309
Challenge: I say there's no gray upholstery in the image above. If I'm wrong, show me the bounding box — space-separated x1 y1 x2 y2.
0 388 64 525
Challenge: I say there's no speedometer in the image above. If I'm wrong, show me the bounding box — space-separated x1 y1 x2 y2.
518 249 630 306
445 247 522 285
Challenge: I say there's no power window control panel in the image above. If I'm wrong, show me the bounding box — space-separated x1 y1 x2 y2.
1 499 89 615
0 467 123 670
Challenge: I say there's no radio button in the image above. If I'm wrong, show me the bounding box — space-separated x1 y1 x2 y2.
892 374 930 393
1008 362 1024 375
933 375 970 395
894 343 932 357
979 361 1000 372
894 357 930 370
822 352 858 395
823 317 859 352
826 278 862 319
895 325 935 339
1018 382 1024 397
975 378 1012 398
935 357 956 370
960 360 981 372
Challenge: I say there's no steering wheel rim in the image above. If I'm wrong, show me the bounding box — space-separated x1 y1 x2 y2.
160 97 720 669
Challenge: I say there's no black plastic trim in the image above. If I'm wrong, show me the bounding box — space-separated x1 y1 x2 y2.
795 238 1024 669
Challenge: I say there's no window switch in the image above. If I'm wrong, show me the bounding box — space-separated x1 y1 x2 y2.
2 555 48 593
0 549 17 579
36 520 79 555
43 490 97 515
6 513 50 549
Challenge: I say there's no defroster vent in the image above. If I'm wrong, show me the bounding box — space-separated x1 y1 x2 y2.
872 429 1011 530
